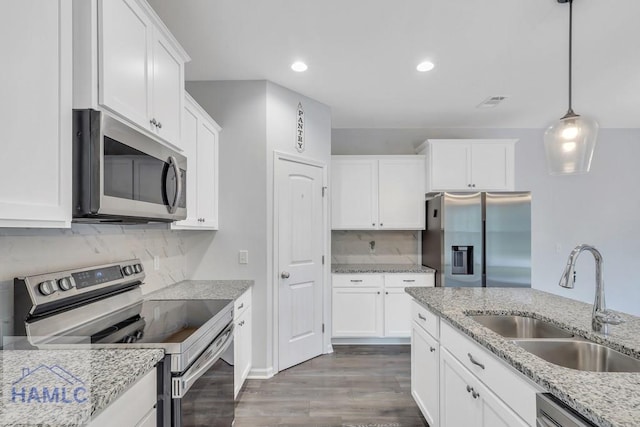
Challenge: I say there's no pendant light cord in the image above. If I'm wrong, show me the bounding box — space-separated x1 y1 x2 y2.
568 0 574 114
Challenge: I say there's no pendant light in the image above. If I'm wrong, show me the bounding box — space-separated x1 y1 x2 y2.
544 0 598 175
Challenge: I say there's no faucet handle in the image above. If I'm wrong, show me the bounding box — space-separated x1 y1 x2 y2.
595 310 624 325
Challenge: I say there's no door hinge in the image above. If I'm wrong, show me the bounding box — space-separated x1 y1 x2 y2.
322 323 325 333
322 186 327 197
322 255 325 265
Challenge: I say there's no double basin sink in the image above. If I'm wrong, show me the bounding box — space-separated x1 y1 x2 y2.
469 315 640 372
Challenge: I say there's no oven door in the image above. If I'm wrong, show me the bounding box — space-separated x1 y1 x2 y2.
171 322 234 427
73 109 187 223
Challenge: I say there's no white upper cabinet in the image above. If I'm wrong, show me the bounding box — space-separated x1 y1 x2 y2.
172 94 220 230
0 0 72 228
74 0 190 150
331 156 425 230
421 140 516 192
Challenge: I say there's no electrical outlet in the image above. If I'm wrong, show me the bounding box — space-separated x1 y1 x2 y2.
153 255 160 271
238 250 249 264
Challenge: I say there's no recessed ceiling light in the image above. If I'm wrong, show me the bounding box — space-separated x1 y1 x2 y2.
291 61 308 72
416 61 435 72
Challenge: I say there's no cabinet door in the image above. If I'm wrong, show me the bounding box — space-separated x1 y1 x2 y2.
411 324 439 427
430 143 471 191
440 349 481 427
197 120 219 228
477 379 529 427
384 288 413 337
470 143 514 190
331 158 378 229
151 32 183 146
99 0 151 130
332 287 383 337
378 158 425 229
0 0 72 227
234 306 252 398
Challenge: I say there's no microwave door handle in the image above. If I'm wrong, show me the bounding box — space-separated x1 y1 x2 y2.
167 156 182 214
171 325 234 398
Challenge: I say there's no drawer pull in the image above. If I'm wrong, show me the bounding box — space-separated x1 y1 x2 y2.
403 279 415 283
468 353 485 370
350 279 363 283
418 313 427 321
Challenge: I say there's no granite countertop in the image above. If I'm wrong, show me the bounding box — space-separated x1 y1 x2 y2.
0 348 164 426
332 263 436 274
145 279 253 301
405 287 640 427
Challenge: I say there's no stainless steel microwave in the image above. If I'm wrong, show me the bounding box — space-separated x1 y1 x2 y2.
73 109 187 223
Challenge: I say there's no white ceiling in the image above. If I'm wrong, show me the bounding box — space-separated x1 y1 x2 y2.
147 0 640 129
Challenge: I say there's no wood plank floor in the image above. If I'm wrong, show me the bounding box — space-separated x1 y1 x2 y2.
234 345 428 427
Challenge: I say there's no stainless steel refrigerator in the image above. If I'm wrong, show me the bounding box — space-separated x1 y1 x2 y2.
421 192 531 288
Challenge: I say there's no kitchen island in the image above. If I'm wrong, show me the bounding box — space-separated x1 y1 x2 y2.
406 287 640 427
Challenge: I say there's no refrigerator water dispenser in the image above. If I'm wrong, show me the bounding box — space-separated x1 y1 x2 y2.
452 246 474 275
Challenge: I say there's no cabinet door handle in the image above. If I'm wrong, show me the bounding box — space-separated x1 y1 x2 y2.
380 223 383 226
150 118 157 126
472 390 480 399
472 184 475 188
350 279 363 283
403 279 415 283
429 346 436 353
468 353 485 370
372 223 375 226
157 121 162 129
467 184 472 188
377 291 381 295
238 303 244 310
385 291 389 295
417 313 426 321
466 385 473 393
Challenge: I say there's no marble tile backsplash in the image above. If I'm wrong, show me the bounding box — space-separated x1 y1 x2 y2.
0 224 200 343
331 230 420 265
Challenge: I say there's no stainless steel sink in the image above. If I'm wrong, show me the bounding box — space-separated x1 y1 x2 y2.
470 315 574 339
513 339 640 372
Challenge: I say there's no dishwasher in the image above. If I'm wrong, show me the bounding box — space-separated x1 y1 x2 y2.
537 393 596 427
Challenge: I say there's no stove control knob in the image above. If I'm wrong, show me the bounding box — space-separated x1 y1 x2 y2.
134 264 142 274
58 277 74 291
123 266 134 276
38 280 57 296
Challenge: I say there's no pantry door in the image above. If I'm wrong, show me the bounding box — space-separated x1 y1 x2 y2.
276 155 325 371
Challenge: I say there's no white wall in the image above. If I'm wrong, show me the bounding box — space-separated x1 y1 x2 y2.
185 80 332 374
0 224 195 343
333 128 640 316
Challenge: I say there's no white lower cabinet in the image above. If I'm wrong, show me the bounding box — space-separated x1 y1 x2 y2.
234 288 252 398
440 349 527 427
89 368 157 427
332 273 434 339
411 300 539 427
411 320 439 427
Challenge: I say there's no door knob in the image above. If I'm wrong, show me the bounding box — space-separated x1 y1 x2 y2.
281 271 290 279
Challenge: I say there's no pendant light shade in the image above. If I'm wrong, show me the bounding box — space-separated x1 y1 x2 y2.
544 0 598 175
544 112 598 175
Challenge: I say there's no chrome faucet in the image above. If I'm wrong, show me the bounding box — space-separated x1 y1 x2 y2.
558 244 623 334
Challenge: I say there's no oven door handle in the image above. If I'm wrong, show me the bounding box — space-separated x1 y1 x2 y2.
171 323 234 398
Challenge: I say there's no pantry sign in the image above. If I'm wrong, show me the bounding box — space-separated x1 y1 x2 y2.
296 102 305 153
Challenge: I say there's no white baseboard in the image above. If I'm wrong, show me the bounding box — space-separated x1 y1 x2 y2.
247 366 275 380
325 343 334 354
331 337 410 345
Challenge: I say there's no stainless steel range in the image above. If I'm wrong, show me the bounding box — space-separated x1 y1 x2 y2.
12 259 235 427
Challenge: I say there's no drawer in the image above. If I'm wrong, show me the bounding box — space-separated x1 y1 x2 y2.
412 300 439 338
234 288 251 319
440 321 540 425
385 273 432 288
332 274 383 288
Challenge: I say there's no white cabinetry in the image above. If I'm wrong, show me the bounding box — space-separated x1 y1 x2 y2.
410 301 540 427
412 316 440 427
332 273 434 339
172 94 220 230
0 0 72 228
440 349 528 427
74 0 190 149
89 368 157 427
420 140 516 191
331 156 425 230
234 288 252 398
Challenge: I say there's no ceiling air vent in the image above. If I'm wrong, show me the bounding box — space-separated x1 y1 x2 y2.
477 96 508 109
